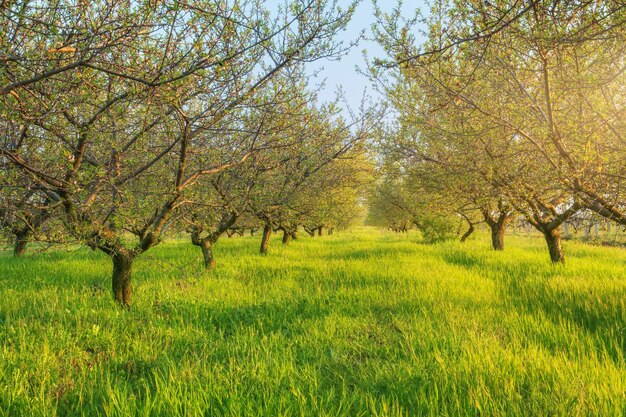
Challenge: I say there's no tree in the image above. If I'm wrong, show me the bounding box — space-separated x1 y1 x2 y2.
181 76 316 268
247 102 376 254
289 141 372 238
372 0 626 262
1 0 358 306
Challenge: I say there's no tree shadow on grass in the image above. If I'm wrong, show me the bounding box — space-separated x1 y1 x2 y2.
440 249 484 269
436 245 626 363
151 296 333 343
321 246 416 262
0 248 108 291
501 277 626 363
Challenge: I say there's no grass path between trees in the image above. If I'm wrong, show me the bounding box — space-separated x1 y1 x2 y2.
1 228 626 416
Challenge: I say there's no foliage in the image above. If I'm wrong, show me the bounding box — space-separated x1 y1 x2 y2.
416 213 458 243
0 0 365 304
370 0 626 262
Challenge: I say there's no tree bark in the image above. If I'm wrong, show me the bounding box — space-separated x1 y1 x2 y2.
200 239 216 269
260 222 272 255
189 211 238 269
112 251 134 307
489 222 506 251
460 223 475 243
13 230 29 256
543 228 565 264
282 229 291 245
318 226 323 236
483 210 511 251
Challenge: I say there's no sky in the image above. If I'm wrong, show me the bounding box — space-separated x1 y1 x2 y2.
302 0 426 111
263 0 427 112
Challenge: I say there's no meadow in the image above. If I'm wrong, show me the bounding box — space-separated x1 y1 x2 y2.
1 228 626 416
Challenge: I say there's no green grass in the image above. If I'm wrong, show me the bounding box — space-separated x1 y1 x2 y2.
1 228 626 416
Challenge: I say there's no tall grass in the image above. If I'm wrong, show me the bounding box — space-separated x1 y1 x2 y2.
1 228 625 416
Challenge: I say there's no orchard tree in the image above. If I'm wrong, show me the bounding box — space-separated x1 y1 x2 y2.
366 175 414 233
1 0 359 306
372 0 626 262
181 76 317 268
0 157 61 255
288 141 372 239
249 101 377 254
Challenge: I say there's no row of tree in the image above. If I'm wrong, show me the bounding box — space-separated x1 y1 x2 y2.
368 0 626 263
0 0 374 306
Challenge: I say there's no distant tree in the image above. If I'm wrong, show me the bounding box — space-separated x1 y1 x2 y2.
366 158 459 243
0 159 60 255
249 103 376 254
291 142 372 238
180 77 316 268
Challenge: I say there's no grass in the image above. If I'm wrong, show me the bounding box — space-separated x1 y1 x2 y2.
1 227 626 416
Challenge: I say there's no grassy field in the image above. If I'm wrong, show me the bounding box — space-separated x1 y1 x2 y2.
1 228 626 416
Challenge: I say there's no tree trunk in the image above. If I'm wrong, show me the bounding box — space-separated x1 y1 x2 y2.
200 239 216 269
13 230 29 256
260 223 272 255
544 228 565 264
460 223 475 243
112 252 134 307
489 222 506 251
282 230 291 245
318 226 323 236
483 210 511 251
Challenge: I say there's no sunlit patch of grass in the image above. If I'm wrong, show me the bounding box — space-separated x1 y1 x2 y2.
1 228 626 416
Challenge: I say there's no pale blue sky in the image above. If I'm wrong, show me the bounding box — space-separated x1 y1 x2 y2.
305 0 425 110
265 0 426 111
